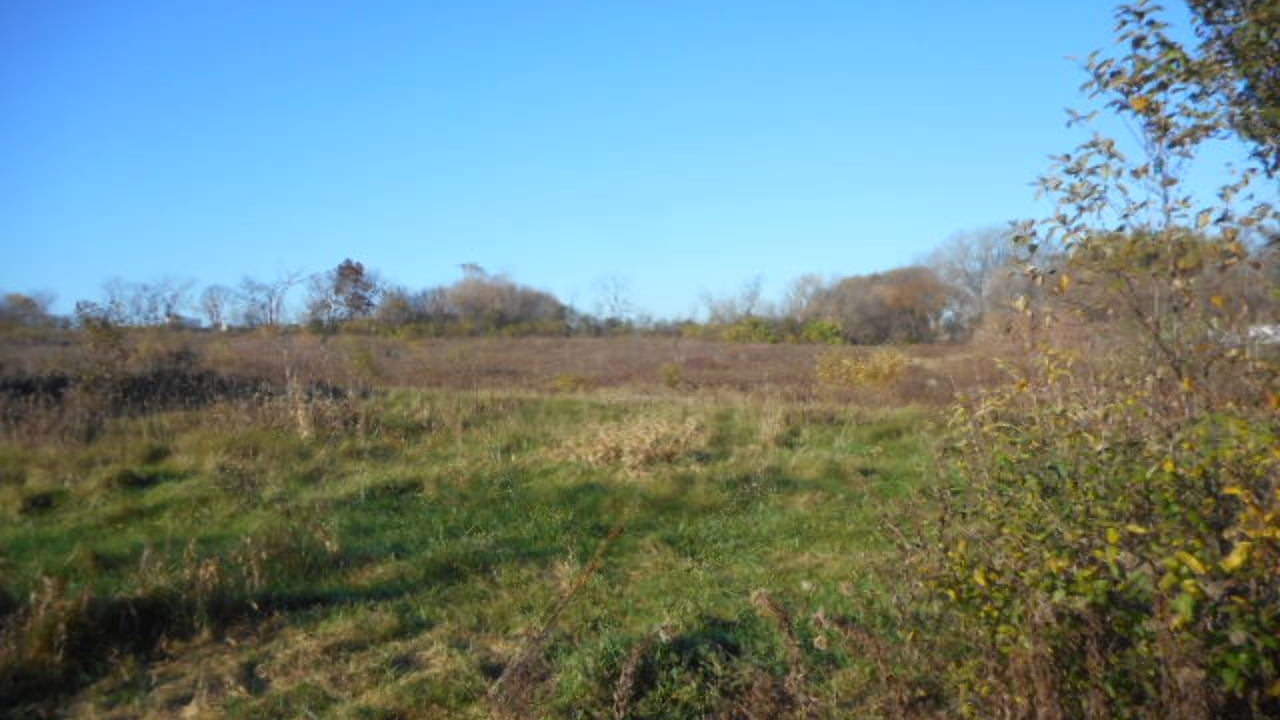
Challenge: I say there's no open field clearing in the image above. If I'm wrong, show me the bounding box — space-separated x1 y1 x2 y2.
6 1 1279 715
4 324 1276 718
1 336 960 718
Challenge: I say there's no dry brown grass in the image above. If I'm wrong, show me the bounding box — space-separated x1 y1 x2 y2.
561 415 707 473
1 330 1001 411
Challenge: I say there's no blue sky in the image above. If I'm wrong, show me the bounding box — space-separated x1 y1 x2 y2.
0 1 1238 320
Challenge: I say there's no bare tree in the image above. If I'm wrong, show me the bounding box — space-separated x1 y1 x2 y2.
100 278 131 325
737 275 766 318
96 277 193 326
152 278 195 325
702 275 771 323
239 271 303 327
199 285 237 330
239 278 270 327
926 227 1017 329
593 275 635 323
782 273 828 322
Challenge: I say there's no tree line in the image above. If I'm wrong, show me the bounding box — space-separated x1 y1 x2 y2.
4 225 1275 344
0 229 1002 343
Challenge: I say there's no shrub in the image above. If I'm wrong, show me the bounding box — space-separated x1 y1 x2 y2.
930 349 1278 716
915 3 1280 716
801 319 843 345
723 316 781 344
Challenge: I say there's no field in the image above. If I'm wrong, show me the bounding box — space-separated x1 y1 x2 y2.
0 333 987 718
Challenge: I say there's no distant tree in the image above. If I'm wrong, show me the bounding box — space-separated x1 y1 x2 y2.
199 285 237 330
736 275 766 318
441 271 566 332
926 227 1018 331
373 285 416 326
0 292 55 328
239 272 302 327
305 259 381 328
594 275 636 325
459 262 487 278
238 279 269 327
332 259 380 320
813 266 953 344
99 279 130 325
702 276 771 324
95 278 192 326
415 287 453 319
302 276 335 327
782 273 828 322
151 278 194 325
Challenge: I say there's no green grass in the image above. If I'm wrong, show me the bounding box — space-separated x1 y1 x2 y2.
0 390 939 718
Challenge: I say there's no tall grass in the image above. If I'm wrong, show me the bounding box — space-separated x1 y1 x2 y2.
0 337 942 718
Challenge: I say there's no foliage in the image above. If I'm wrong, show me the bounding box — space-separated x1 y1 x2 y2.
723 316 782 344
801 319 844 345
1187 0 1280 173
0 294 56 332
304 259 381 328
933 351 1279 716
924 1 1280 716
810 266 954 344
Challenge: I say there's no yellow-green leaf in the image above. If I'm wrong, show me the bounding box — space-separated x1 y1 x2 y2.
1176 550 1208 575
1221 541 1253 572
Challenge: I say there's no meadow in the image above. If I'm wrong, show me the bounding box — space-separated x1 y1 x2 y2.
7 3 1279 715
0 332 986 718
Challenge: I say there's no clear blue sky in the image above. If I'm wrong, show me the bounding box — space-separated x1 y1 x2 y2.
0 1 1230 320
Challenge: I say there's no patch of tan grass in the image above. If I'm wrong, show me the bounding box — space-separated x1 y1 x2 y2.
559 415 707 473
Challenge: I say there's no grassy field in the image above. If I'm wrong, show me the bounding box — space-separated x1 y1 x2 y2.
0 334 971 718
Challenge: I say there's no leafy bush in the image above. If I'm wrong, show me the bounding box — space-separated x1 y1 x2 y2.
724 316 782 344
931 349 1278 716
916 3 1280 716
801 319 844 345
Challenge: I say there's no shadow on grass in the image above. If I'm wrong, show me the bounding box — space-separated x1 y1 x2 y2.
0 579 425 719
